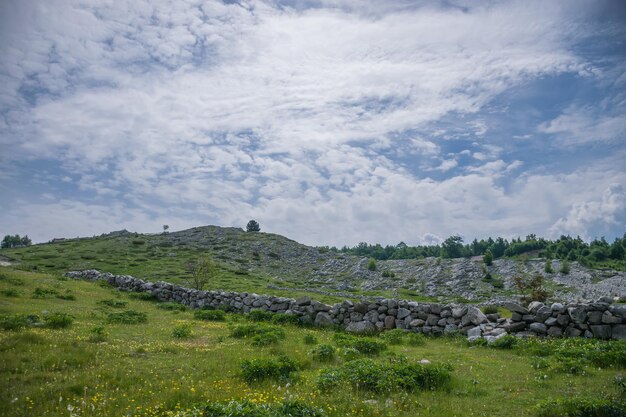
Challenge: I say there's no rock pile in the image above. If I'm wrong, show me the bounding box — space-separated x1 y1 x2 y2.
66 270 625 340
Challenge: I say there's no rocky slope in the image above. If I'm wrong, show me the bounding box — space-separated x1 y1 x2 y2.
151 226 625 303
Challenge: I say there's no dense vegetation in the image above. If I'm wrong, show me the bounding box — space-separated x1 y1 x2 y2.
329 233 626 269
0 266 624 417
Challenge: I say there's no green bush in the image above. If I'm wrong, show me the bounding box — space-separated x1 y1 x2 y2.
44 312 74 329
303 334 318 345
240 356 299 383
407 333 427 346
379 329 406 345
483 249 493 266
0 289 19 297
482 305 499 315
536 397 626 417
271 314 301 326
560 261 570 274
544 260 554 273
98 299 128 308
333 333 387 355
88 325 108 343
128 292 158 301
367 258 377 271
247 310 274 322
194 309 226 321
317 358 452 393
56 290 76 300
0 314 30 331
309 344 336 362
157 302 186 311
32 287 59 298
490 334 517 349
174 399 325 417
172 324 193 339
107 310 148 324
251 331 284 346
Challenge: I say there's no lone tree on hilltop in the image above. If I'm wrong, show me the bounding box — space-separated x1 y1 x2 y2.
246 220 261 232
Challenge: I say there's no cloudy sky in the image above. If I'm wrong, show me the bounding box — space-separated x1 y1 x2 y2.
1 0 625 247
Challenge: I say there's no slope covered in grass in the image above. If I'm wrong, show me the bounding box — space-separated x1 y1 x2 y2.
0 266 625 417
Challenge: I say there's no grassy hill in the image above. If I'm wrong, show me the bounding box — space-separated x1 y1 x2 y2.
1 266 625 417
1 225 625 303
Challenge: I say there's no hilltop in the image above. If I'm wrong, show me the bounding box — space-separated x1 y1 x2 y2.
1 225 625 303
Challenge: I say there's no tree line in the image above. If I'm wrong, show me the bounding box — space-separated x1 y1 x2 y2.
318 233 626 268
1 234 32 249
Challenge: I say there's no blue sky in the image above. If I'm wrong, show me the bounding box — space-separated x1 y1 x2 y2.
0 0 625 247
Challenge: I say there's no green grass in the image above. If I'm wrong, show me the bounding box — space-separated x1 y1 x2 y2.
0 266 624 417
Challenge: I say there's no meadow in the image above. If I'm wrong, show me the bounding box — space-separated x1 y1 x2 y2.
1 266 625 417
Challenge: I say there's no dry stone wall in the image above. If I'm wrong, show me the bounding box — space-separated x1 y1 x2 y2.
66 270 626 341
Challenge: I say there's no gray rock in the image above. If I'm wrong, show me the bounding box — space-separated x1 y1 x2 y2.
346 321 377 334
384 315 396 329
461 306 488 326
544 317 558 327
551 303 564 312
556 314 570 326
397 308 411 320
612 324 626 340
528 301 544 314
503 321 527 332
409 319 425 327
444 324 458 334
564 327 582 338
452 306 467 318
529 322 547 334
535 306 552 323
602 311 622 324
568 306 587 323
503 302 529 315
547 326 562 337
590 325 611 339
486 313 500 322
354 302 369 314
587 311 603 325
314 312 334 327
295 296 311 306
467 326 482 338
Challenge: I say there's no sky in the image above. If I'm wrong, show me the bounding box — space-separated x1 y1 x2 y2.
0 0 625 247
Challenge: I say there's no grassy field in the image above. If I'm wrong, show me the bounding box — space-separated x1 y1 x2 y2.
1 266 625 417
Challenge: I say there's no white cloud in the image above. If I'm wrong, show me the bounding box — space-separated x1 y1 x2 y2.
538 105 626 146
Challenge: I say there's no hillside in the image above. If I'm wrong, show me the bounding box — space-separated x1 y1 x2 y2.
1 225 625 303
1 267 625 417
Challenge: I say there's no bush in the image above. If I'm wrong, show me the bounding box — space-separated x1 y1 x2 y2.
240 355 299 383
303 334 318 345
172 324 193 339
230 323 285 342
490 334 517 349
98 299 128 308
0 314 30 331
247 310 274 322
513 274 551 303
175 399 325 417
88 326 108 343
333 333 387 355
317 358 452 393
0 289 19 297
309 344 336 362
482 305 498 315
483 249 493 266
271 314 302 326
194 309 226 321
44 312 74 329
128 292 158 301
407 333 427 346
157 302 186 311
560 260 570 274
536 397 626 417
379 329 406 345
56 290 76 300
367 258 377 271
32 287 58 298
381 270 395 278
251 331 284 346
107 310 147 324
544 260 554 273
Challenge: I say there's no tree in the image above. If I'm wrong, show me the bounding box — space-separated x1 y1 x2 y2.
544 259 553 273
186 256 218 290
246 220 261 232
513 274 551 303
483 249 493 266
162 225 169 235
367 258 377 271
1 234 31 249
441 235 464 258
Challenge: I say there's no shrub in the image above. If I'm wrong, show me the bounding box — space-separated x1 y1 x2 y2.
128 292 157 301
0 289 19 297
536 397 626 417
178 399 325 417
172 324 193 339
32 287 59 298
98 299 128 308
240 355 299 383
544 260 554 273
56 290 76 300
407 333 427 346
44 312 74 329
157 302 186 311
309 344 336 362
382 270 396 278
248 310 274 322
107 310 147 324
303 334 318 345
317 358 452 393
490 334 517 349
251 331 284 346
367 258 377 271
491 278 504 289
482 305 498 315
513 274 551 303
483 249 493 266
88 326 108 343
271 314 301 326
333 333 387 355
194 309 226 321
230 323 285 341
379 329 406 345
0 314 30 331
560 260 570 274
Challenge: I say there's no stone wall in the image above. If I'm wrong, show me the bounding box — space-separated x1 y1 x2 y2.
66 270 626 341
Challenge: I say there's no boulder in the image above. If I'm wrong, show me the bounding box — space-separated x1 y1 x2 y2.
535 306 552 323
354 302 369 314
587 311 603 325
444 324 459 334
612 324 626 340
602 311 622 324
409 319 425 328
590 325 611 340
397 308 411 320
550 303 564 312
529 322 547 334
547 326 562 337
503 302 529 315
503 321 527 332
295 296 311 306
568 306 587 323
461 306 488 327
528 301 544 314
314 312 334 327
384 315 396 329
346 321 377 334
544 317 558 327
467 326 482 338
